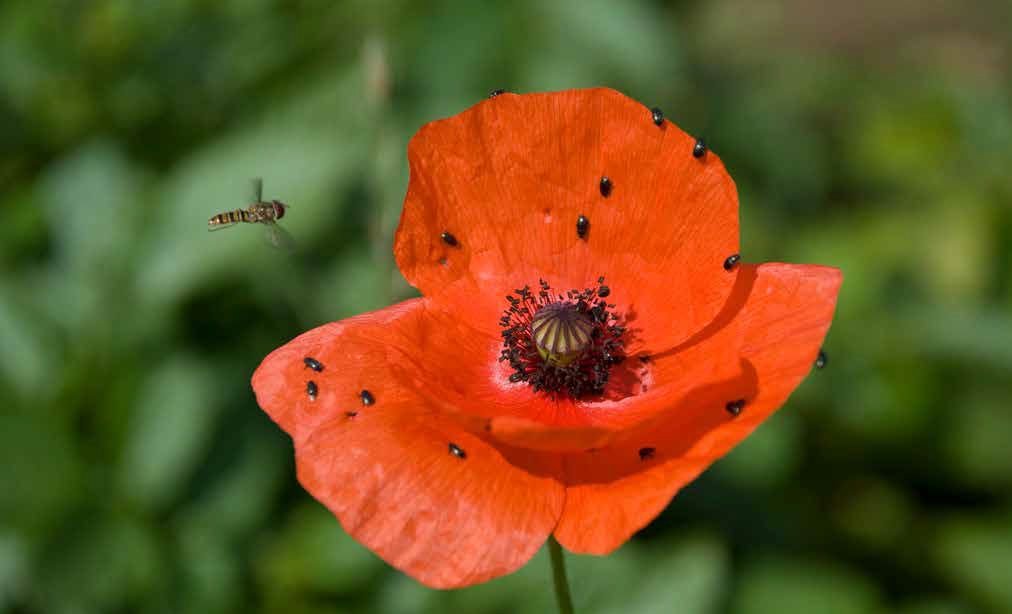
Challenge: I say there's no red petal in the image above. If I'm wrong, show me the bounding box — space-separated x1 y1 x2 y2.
252 300 565 588
553 263 842 554
376 281 748 452
251 301 424 434
395 88 740 346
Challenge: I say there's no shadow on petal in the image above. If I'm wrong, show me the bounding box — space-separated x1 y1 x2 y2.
562 358 759 486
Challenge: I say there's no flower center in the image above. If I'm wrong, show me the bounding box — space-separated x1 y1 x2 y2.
532 302 594 366
499 278 625 398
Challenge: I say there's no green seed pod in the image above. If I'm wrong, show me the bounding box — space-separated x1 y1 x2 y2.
531 303 594 366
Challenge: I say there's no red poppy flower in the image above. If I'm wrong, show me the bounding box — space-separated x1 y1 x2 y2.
252 88 841 588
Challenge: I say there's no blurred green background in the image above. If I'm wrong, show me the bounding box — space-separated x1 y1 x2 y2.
2 1 1011 613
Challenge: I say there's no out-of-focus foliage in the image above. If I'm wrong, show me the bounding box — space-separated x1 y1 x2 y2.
2 1 1010 612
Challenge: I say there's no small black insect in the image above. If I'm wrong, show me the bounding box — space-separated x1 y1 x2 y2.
304 356 324 372
651 107 664 126
509 372 524 383
725 399 745 416
489 89 506 98
723 254 741 271
815 350 828 369
577 215 589 239
693 138 707 159
440 231 458 247
599 176 612 197
639 447 656 460
597 285 610 298
360 389 375 406
307 380 318 401
449 442 467 459
346 411 358 418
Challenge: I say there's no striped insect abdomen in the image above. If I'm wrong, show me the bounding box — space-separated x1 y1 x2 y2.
209 209 251 226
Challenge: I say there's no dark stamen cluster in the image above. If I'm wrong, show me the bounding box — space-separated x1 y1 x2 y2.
499 277 625 398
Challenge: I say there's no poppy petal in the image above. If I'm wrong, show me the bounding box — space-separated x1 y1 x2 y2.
395 88 740 346
251 301 424 434
251 300 565 588
391 278 749 452
418 262 760 451
553 263 841 554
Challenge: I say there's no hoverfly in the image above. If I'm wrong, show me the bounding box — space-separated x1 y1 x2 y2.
208 178 295 250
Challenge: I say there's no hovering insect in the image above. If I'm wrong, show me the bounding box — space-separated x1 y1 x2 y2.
208 178 295 250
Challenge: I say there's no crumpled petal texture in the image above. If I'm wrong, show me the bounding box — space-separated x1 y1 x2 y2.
553 263 841 554
254 300 565 588
395 88 740 347
252 88 842 588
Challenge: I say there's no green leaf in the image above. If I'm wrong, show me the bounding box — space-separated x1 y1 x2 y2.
32 516 162 614
39 141 145 278
0 280 55 402
732 557 882 614
0 531 33 610
118 355 220 510
176 426 288 539
932 511 1012 612
176 527 241 614
942 393 1012 490
893 597 975 614
254 503 384 598
717 412 802 490
592 535 729 614
0 414 81 531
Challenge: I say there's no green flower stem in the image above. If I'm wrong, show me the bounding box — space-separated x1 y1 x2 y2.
548 536 575 614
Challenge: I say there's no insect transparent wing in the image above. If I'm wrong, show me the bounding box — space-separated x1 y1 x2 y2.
208 222 238 231
263 223 296 252
250 177 263 203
